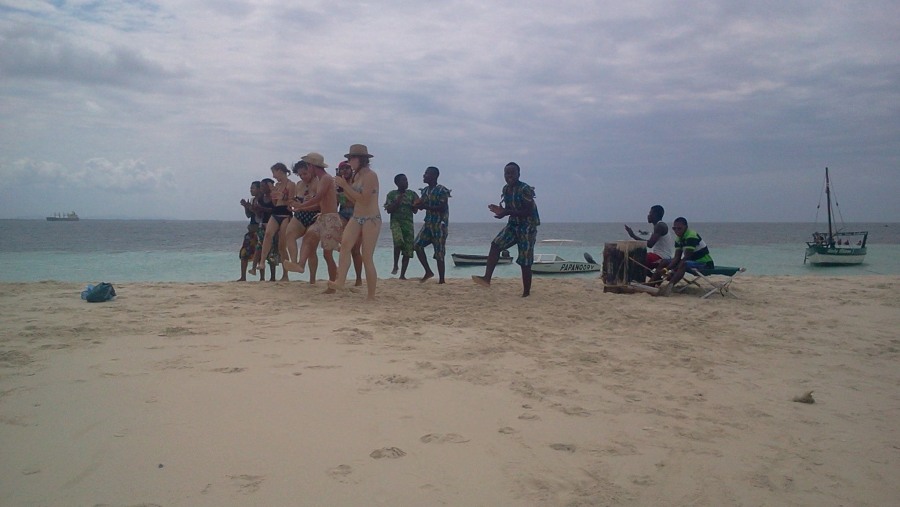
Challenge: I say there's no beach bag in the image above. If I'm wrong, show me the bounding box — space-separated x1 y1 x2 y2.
82 282 116 303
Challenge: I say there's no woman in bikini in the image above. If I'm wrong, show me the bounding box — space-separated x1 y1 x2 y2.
284 161 320 281
330 144 381 299
336 161 364 286
251 163 295 279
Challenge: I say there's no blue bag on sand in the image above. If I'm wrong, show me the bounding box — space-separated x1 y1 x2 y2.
83 282 116 303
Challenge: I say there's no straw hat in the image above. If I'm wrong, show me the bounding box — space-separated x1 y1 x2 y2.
344 144 374 159
301 152 328 169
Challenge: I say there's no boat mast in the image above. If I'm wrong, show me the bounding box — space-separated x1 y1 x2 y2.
825 167 833 243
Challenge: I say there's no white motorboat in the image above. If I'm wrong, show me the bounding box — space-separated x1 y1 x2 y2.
531 252 601 274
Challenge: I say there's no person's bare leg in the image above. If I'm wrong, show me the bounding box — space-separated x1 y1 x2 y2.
238 258 248 281
437 258 446 284
284 219 305 263
252 222 278 276
521 265 532 297
323 249 337 282
416 246 433 282
399 254 410 280
278 226 290 281
285 231 318 273
352 244 363 286
328 221 361 293
308 252 318 284
472 243 501 287
391 244 400 275
360 220 380 300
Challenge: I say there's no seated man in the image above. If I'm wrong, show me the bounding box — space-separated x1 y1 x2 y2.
653 216 714 295
624 204 674 270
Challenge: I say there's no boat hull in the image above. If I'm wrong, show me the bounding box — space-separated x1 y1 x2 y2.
46 217 79 221
804 246 866 265
451 253 512 267
532 261 601 274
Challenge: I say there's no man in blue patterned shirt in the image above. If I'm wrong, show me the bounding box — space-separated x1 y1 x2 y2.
413 166 452 283
473 162 540 297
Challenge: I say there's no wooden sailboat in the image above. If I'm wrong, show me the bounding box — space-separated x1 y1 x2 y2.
804 168 867 265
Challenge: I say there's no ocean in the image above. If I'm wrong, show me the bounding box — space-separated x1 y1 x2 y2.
1 220 898 283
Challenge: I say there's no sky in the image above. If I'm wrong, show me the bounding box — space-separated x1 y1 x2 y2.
1 0 898 223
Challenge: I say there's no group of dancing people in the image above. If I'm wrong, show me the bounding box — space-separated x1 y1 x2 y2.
238 146 543 298
238 144 381 299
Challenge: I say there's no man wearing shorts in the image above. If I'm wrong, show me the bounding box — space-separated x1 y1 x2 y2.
284 152 341 282
472 162 540 297
384 173 419 279
413 166 451 283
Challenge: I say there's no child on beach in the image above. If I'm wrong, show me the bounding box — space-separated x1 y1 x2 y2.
237 223 259 281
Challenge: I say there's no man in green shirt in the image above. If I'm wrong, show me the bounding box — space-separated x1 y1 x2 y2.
383 173 419 279
656 216 714 295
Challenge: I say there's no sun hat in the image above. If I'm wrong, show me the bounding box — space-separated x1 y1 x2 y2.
301 152 328 169
344 144 374 159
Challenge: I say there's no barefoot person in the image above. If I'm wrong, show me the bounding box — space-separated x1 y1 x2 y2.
384 173 418 279
413 166 451 283
283 153 342 282
328 144 381 300
472 162 540 297
251 163 294 280
284 161 319 283
237 223 259 281
337 161 364 286
249 178 276 280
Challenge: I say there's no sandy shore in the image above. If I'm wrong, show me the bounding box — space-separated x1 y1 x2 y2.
2 276 899 506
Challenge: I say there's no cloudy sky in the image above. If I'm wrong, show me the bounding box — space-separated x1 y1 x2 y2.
1 0 898 223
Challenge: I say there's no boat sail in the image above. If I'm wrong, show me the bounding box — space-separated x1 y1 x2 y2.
804 168 867 265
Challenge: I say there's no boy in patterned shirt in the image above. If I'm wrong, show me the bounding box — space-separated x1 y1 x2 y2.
413 166 452 283
384 173 419 279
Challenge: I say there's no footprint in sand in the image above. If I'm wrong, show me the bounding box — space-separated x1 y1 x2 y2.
227 474 264 494
370 447 406 459
419 433 470 444
498 427 518 434
327 464 357 483
550 443 576 453
211 367 246 374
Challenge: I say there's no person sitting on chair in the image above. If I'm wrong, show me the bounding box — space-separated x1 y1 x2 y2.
624 204 674 269
653 217 714 295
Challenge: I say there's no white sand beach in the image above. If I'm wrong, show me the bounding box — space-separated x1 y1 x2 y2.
2 276 899 506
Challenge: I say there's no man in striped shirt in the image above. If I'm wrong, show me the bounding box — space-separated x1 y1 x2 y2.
655 217 714 295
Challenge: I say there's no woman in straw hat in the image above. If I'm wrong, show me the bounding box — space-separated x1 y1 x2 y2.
329 144 381 299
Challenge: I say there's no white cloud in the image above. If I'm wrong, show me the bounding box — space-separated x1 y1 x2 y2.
4 157 175 192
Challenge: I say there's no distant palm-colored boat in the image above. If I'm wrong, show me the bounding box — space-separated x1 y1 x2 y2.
46 211 79 222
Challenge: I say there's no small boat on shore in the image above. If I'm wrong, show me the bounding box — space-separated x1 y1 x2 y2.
46 211 79 222
804 168 867 266
531 252 601 274
451 250 512 267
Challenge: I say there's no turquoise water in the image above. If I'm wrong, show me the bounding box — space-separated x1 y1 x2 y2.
1 220 898 282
